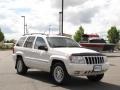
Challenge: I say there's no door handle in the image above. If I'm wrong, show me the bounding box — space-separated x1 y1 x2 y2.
32 51 36 53
32 51 41 54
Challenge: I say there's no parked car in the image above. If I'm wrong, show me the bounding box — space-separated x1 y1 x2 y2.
12 34 109 84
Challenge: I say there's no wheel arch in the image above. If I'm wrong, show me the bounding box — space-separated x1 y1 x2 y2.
49 55 69 73
50 59 67 73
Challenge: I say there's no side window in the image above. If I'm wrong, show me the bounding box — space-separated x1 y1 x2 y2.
34 37 47 49
16 37 26 47
24 36 35 48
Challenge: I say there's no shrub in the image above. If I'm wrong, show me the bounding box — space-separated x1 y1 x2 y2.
0 43 14 50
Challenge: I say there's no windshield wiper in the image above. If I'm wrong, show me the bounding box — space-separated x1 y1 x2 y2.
53 46 66 48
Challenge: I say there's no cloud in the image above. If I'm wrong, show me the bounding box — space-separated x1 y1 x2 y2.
83 0 120 34
0 0 120 40
0 15 6 19
0 0 58 39
52 0 88 9
63 0 120 37
11 8 32 14
1 26 15 34
65 7 99 25
31 24 59 34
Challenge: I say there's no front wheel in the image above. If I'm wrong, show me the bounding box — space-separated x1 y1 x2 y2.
87 74 104 82
51 63 70 84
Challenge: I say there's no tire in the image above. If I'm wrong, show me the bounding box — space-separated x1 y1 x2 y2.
87 74 104 82
51 62 70 84
16 57 28 75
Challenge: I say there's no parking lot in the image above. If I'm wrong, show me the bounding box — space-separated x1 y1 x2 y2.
0 50 120 90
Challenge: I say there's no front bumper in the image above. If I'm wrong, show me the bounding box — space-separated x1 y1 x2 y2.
66 62 109 76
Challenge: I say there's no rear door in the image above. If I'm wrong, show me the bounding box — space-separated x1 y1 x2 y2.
23 36 36 67
15 36 27 52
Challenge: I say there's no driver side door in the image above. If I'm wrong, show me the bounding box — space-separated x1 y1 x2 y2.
32 37 50 71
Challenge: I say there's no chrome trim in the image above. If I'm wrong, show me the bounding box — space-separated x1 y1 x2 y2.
25 57 49 63
84 56 104 64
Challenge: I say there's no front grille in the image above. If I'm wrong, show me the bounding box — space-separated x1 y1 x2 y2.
85 56 104 64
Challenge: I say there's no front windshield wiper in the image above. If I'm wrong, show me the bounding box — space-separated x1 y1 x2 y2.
52 46 81 48
53 46 65 48
67 46 81 48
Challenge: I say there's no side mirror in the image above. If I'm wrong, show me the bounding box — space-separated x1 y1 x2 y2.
38 46 48 51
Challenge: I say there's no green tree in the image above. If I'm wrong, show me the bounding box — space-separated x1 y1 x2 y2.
107 26 119 44
0 29 4 42
74 26 84 42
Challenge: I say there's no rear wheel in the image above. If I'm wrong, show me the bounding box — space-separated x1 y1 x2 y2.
51 62 70 84
87 74 104 82
16 57 28 75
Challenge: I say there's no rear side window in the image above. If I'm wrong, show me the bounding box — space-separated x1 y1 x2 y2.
16 37 26 47
24 36 35 48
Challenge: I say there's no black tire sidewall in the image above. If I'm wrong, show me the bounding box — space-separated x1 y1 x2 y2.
16 57 27 74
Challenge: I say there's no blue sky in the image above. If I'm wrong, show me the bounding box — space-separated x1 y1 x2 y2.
0 0 120 40
13 8 32 14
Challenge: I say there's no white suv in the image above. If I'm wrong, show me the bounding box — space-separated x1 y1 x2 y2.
12 34 109 84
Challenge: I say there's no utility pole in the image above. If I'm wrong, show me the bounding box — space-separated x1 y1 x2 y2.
21 16 26 35
59 12 62 35
59 0 64 36
61 0 64 36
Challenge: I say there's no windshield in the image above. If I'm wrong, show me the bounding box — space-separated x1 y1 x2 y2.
47 37 80 48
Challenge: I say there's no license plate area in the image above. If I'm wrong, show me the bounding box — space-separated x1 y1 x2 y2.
93 65 102 72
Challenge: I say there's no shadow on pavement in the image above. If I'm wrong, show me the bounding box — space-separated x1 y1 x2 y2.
23 71 120 90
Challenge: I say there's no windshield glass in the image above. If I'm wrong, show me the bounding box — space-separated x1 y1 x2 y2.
47 37 80 48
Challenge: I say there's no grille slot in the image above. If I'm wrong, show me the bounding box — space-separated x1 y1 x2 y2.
85 56 104 64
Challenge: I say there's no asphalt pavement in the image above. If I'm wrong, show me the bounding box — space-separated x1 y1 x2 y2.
0 50 120 90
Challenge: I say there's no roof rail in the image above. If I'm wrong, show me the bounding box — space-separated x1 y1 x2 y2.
23 34 30 36
31 33 46 35
23 33 48 36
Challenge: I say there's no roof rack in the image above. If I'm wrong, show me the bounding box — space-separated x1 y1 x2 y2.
31 33 47 35
23 33 48 36
23 34 30 36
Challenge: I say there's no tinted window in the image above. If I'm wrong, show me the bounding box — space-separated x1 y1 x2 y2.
24 36 35 48
16 37 26 47
34 37 46 49
47 37 80 48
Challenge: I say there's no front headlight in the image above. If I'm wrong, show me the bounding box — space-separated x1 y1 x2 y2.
70 56 85 64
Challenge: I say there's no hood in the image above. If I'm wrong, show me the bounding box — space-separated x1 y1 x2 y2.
53 47 99 55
